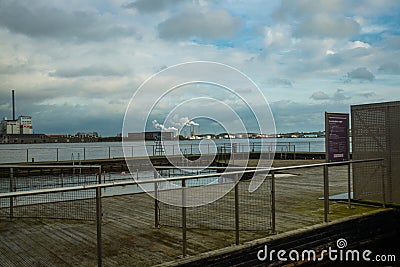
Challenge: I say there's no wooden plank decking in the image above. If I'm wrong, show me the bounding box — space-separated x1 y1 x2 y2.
0 160 385 266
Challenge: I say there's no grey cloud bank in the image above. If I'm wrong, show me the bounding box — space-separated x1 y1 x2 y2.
0 0 399 136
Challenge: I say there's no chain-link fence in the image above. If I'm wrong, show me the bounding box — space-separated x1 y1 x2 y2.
0 165 101 220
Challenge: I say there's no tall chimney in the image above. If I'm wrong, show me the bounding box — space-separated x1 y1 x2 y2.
12 89 15 120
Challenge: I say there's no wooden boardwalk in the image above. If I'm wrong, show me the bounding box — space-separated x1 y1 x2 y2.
0 160 384 266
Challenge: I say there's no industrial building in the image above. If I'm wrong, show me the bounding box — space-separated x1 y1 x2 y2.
0 90 35 143
0 115 33 135
0 90 33 135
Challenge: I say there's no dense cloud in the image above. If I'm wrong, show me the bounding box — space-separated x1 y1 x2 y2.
310 89 351 101
294 14 360 38
311 91 330 100
158 9 241 41
346 67 375 82
123 0 185 13
0 0 399 135
0 1 137 41
48 65 129 78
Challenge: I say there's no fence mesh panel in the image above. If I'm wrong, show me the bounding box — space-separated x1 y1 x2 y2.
158 173 271 231
0 166 99 220
351 101 400 203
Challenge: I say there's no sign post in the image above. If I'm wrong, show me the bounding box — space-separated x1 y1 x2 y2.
325 112 351 210
325 112 350 163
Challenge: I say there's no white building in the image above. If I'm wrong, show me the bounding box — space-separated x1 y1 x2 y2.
0 118 19 134
0 116 33 135
19 116 33 134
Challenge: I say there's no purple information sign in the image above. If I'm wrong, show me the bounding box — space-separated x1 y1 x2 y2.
325 112 349 162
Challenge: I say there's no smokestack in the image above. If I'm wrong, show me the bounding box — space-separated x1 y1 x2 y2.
12 90 15 120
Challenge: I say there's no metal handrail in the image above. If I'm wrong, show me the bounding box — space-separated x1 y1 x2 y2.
0 164 101 168
0 158 384 199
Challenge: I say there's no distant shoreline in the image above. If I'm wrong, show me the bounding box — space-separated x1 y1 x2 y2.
0 135 326 145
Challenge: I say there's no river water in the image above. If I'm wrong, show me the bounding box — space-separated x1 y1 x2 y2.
0 138 326 164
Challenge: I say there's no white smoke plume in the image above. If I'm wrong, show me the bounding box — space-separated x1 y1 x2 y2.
170 115 199 127
152 120 178 132
185 120 199 126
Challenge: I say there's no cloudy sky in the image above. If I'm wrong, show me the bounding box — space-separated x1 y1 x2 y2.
0 0 399 136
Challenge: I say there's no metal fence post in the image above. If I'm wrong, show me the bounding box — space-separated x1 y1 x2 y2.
26 149 29 163
9 168 14 218
56 148 59 162
182 179 187 257
323 165 329 223
234 173 240 245
96 166 103 267
347 163 351 209
293 145 296 160
154 170 159 228
271 171 276 233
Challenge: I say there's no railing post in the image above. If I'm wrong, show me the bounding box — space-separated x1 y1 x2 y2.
83 147 86 161
293 145 296 160
96 166 103 267
56 148 59 162
323 165 329 223
108 146 111 159
154 170 159 228
182 179 187 257
347 163 351 209
9 168 14 218
26 149 29 163
234 173 240 245
271 171 276 233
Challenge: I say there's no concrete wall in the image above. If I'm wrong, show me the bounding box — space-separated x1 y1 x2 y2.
159 209 399 267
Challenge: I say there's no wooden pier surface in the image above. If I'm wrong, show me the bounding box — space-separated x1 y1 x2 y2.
0 160 385 266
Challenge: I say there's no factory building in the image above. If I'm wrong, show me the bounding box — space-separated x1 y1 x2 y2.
0 116 33 135
0 90 34 142
19 116 33 134
0 118 19 134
